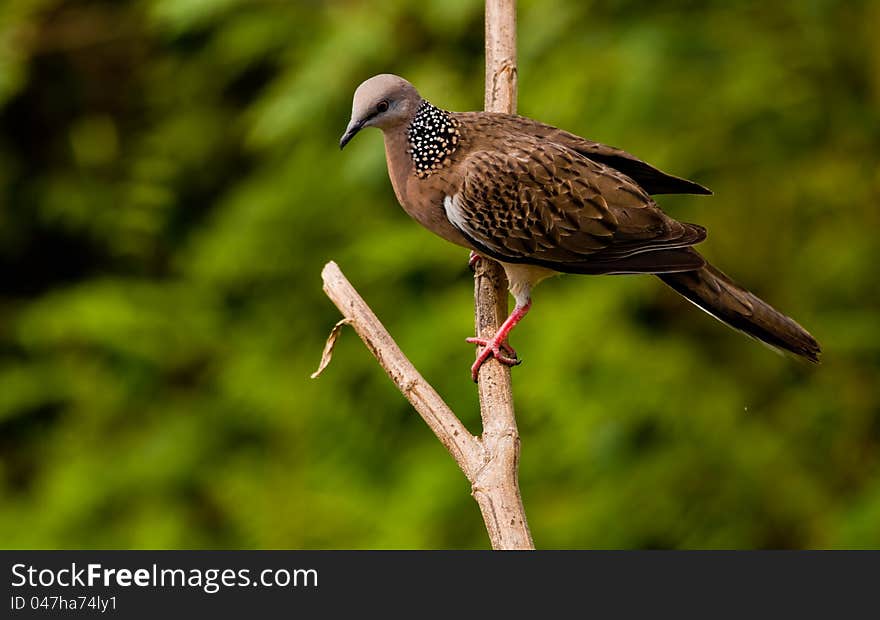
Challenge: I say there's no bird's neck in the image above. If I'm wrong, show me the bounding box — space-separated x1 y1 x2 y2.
382 124 414 207
406 100 461 178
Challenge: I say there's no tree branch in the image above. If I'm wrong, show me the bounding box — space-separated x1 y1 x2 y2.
315 0 533 550
316 258 534 548
318 262 482 479
470 0 534 549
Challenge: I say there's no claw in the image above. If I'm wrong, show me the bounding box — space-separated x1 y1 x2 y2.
465 336 518 359
468 251 482 272
466 295 533 383
466 336 522 382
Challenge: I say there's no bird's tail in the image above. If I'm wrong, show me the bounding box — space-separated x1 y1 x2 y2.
657 252 820 362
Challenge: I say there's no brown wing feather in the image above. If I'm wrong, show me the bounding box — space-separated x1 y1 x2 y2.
449 142 706 275
453 112 712 196
546 132 712 196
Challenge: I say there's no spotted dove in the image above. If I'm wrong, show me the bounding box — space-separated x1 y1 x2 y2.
340 74 821 380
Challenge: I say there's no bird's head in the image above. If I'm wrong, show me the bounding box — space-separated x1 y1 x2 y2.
340 74 421 149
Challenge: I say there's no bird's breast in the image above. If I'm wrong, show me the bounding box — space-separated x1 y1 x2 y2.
383 129 471 249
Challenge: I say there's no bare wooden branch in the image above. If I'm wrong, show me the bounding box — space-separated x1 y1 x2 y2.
316 0 533 550
319 262 483 479
471 0 535 550
319 260 536 548
485 0 518 114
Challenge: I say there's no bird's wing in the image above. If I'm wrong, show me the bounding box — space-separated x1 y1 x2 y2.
446 143 707 275
576 146 711 196
455 112 711 196
543 131 712 196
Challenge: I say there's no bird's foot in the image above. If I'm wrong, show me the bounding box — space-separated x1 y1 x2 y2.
468 251 482 272
466 335 521 382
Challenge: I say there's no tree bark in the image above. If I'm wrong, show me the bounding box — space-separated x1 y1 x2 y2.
470 0 534 550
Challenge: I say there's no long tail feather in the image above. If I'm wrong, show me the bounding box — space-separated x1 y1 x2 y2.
658 252 821 362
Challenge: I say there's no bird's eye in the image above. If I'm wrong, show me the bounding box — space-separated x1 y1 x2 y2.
376 100 389 113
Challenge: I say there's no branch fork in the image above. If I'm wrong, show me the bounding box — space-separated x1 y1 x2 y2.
315 260 533 549
314 0 532 550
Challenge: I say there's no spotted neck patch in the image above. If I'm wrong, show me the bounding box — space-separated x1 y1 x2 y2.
407 100 461 178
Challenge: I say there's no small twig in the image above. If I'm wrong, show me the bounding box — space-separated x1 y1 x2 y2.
310 318 353 379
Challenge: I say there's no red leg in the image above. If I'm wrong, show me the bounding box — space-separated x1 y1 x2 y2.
466 299 532 382
468 252 512 356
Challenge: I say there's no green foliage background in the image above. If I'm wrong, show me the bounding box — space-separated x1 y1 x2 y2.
1 0 878 549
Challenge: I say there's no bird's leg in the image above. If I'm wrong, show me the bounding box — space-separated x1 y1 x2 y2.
467 251 516 357
466 298 532 382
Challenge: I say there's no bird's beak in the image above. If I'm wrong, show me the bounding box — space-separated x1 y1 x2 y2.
339 118 364 150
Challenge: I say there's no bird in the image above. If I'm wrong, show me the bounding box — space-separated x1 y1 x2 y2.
340 74 820 381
